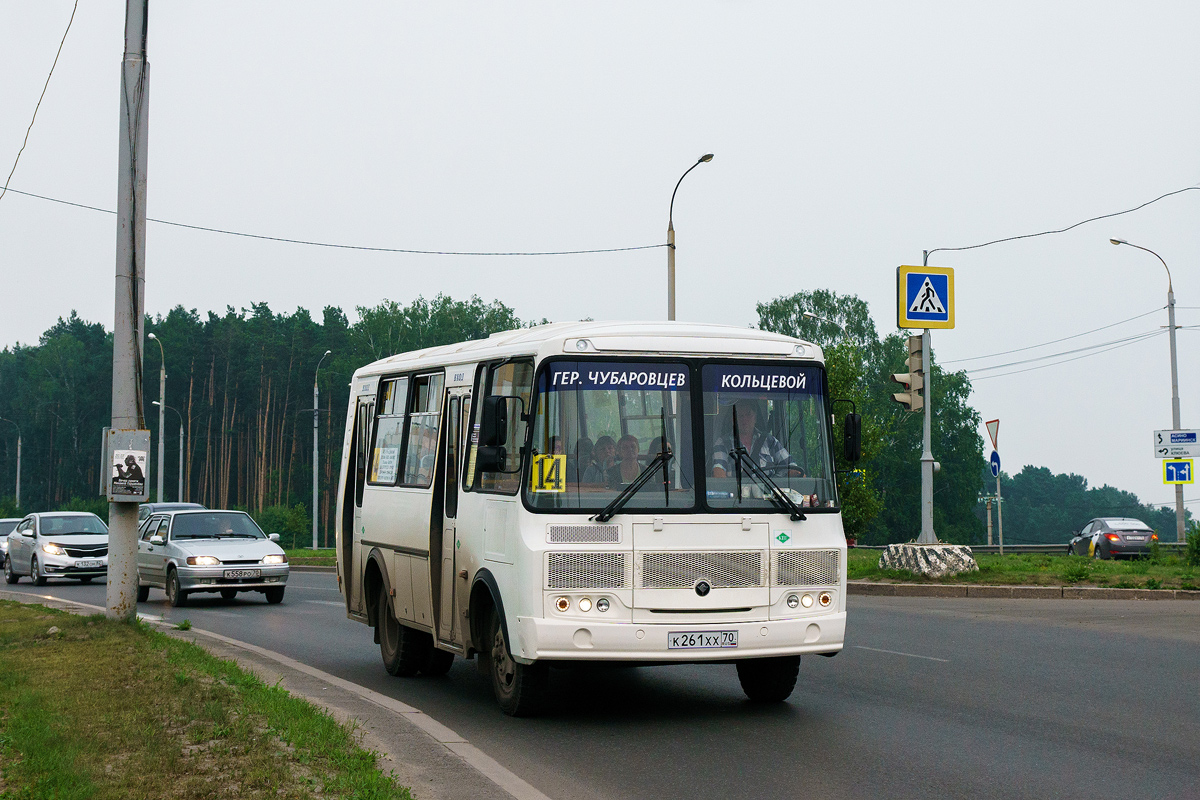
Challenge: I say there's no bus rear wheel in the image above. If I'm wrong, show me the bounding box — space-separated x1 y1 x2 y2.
486 608 548 717
378 585 428 677
736 655 801 702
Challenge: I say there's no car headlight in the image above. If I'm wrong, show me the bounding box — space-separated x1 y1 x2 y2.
262 554 287 564
42 542 66 556
186 556 220 566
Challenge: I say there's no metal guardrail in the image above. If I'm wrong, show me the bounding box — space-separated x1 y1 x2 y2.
854 542 1185 554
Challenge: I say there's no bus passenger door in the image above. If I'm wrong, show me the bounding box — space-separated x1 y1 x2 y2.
345 398 373 615
437 394 465 645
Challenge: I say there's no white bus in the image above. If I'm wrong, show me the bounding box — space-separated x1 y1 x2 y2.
335 322 860 715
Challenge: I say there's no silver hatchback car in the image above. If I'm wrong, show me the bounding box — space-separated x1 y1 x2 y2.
136 510 289 606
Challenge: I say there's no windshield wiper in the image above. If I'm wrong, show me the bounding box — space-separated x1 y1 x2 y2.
592 449 674 523
731 404 806 521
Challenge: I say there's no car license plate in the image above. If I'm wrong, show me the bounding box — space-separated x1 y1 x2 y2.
224 569 261 579
1125 536 1146 542
667 630 738 649
75 560 102 569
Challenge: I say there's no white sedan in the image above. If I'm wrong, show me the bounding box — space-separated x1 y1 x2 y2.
136 510 289 606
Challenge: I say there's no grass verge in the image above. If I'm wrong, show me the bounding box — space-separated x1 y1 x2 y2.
0 600 411 799
848 548 1200 590
284 548 336 567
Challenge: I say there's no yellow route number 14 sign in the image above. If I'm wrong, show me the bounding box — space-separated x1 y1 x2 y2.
530 454 566 493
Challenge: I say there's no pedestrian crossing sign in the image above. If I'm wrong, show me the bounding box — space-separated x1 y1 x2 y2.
897 265 955 329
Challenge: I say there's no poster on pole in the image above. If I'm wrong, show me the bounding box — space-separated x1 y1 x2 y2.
111 449 148 497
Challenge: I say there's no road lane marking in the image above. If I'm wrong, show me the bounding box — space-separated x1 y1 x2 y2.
304 600 345 606
853 645 949 662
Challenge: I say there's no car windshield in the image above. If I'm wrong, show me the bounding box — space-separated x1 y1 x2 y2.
525 360 696 511
0 521 18 536
170 512 265 540
702 363 838 511
39 515 108 535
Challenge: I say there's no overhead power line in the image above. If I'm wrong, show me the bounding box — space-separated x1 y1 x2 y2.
942 305 1165 365
925 184 1200 258
0 1 81 205
968 329 1165 381
2 187 667 257
965 328 1165 374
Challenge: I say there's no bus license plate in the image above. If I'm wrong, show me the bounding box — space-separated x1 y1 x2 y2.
667 631 738 649
75 560 102 569
224 569 261 579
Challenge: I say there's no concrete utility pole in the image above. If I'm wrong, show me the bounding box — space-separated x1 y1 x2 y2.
985 497 993 546
107 0 150 621
915 250 937 544
313 350 331 550
0 418 19 509
148 332 165 502
1111 239 1186 543
666 154 713 321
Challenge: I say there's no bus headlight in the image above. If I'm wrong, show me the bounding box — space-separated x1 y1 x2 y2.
596 597 609 613
786 594 800 609
555 596 570 612
801 594 814 608
578 597 592 612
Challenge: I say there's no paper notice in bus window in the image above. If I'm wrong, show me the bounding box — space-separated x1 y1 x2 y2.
375 447 400 483
530 454 566 493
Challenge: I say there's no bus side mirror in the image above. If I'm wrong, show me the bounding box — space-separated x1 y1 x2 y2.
481 396 508 447
476 446 507 473
843 413 862 462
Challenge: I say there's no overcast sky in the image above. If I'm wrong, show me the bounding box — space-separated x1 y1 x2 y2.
2 1 1197 512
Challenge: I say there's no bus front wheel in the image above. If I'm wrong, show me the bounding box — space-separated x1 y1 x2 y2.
379 585 428 677
487 608 548 717
736 655 800 702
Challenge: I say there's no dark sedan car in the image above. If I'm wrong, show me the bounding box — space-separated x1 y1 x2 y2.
1068 517 1158 559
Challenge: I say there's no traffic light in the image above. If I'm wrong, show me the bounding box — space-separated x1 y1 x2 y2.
890 334 924 412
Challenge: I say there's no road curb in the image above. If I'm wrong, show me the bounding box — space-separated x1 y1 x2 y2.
288 564 336 572
848 581 1200 600
0 589 552 800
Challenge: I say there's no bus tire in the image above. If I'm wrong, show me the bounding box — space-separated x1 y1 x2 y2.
486 608 548 717
379 585 428 677
736 655 800 702
421 648 455 677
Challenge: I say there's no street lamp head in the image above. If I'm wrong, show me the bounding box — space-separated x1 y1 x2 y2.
1109 238 1126 246
324 349 331 356
147 332 157 340
699 153 714 163
152 400 160 407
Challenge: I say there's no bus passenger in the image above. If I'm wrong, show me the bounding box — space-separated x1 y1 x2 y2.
609 434 642 485
571 437 594 484
583 436 616 484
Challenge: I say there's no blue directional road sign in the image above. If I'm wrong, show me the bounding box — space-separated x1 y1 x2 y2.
989 450 1001 478
897 265 955 329
1164 459 1193 485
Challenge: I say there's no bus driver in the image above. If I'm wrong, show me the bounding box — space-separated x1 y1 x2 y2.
711 403 804 478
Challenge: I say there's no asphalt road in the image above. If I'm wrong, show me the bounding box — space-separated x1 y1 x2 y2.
7 572 1200 800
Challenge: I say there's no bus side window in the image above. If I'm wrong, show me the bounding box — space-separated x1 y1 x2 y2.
465 360 533 494
354 401 373 507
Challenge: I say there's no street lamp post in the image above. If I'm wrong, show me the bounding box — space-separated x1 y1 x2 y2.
667 154 713 321
0 418 19 509
147 332 166 503
1110 238 1185 543
313 350 331 550
153 401 184 502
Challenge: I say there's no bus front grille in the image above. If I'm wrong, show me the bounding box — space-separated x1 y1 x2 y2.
547 524 620 544
774 549 839 586
546 552 628 589
638 551 765 589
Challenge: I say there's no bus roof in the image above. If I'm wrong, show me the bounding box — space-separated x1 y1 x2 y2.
352 321 823 380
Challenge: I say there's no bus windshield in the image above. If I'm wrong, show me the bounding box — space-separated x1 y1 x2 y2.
526 361 696 512
701 363 838 511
